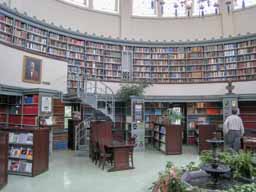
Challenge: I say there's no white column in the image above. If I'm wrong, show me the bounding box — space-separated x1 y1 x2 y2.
220 0 235 37
88 0 93 9
119 0 132 39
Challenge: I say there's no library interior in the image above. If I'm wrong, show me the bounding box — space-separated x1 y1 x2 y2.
0 0 256 192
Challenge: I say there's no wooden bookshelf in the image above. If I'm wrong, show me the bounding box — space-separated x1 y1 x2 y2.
0 7 256 92
197 124 218 153
0 127 49 177
186 102 223 145
239 101 256 132
153 123 182 155
52 99 67 150
0 131 8 189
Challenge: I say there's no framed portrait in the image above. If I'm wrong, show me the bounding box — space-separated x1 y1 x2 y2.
22 56 42 84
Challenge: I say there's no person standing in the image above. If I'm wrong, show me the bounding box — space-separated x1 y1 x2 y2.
223 108 245 152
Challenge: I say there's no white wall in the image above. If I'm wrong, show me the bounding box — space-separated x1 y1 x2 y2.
100 81 256 96
1 0 256 41
233 7 256 35
9 0 120 37
0 44 67 93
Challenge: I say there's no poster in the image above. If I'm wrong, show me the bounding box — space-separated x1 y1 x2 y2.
132 122 145 152
41 96 52 113
134 104 143 122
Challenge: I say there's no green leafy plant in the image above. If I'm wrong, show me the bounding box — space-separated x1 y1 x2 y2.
116 82 151 115
224 183 256 192
199 150 256 179
183 162 200 172
166 108 184 125
116 82 151 104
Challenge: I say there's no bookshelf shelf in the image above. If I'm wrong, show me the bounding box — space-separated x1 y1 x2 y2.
1 128 49 177
0 8 256 89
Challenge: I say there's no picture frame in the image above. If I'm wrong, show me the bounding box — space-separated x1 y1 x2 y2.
22 56 42 84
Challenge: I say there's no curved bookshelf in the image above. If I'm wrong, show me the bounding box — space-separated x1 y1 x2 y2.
0 4 256 94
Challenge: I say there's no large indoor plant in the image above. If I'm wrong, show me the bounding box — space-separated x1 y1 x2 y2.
161 108 184 125
116 81 151 115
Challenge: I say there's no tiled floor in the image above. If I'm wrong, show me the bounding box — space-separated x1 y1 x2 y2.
2 146 199 192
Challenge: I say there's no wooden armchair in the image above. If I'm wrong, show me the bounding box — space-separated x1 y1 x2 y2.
98 144 113 170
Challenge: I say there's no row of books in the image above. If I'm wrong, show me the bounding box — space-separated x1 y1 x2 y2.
134 53 151 59
68 60 86 67
238 54 256 61
151 60 168 65
0 23 12 34
0 15 13 25
224 50 236 57
67 74 84 81
9 146 33 160
49 39 67 49
226 63 237 70
238 68 256 75
67 81 84 88
105 71 121 77
151 67 169 72
13 37 26 48
9 133 33 145
28 34 47 44
205 58 224 64
26 42 47 52
206 65 225 71
105 66 121 71
68 66 85 74
0 33 12 42
67 52 84 60
27 25 47 37
87 41 105 49
13 29 27 39
24 95 39 104
133 72 151 78
238 61 256 68
48 47 66 57
104 57 120 63
8 160 32 173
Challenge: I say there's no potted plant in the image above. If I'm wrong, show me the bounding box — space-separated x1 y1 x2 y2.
162 108 184 125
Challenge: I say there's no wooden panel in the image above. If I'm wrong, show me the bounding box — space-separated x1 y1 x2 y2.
165 125 183 155
0 128 49 177
112 148 130 171
33 129 49 177
198 124 217 153
91 121 113 146
0 131 8 189
239 101 256 132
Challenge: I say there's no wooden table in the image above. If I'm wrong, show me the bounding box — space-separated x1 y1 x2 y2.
106 142 135 172
243 137 256 152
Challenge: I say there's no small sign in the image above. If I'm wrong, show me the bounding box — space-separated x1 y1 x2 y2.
41 96 52 113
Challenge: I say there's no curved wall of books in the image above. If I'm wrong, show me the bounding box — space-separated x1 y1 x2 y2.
1 0 256 41
0 4 256 96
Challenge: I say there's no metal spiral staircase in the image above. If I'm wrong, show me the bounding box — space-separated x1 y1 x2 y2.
74 78 116 156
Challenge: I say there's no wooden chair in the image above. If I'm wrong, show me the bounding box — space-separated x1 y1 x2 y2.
98 144 113 170
128 137 136 168
91 142 100 165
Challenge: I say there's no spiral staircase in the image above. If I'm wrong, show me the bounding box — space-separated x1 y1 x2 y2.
73 79 116 156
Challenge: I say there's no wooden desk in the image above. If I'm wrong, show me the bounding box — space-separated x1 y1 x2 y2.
0 131 8 189
106 143 135 172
